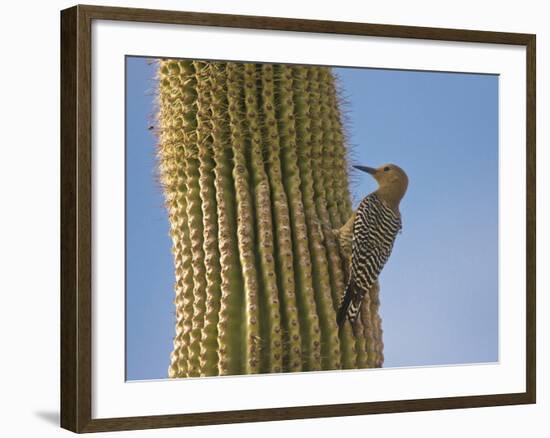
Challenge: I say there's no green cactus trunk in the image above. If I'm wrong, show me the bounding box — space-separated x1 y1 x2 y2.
157 59 383 377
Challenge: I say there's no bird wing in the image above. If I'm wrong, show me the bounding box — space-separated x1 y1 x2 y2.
339 194 401 324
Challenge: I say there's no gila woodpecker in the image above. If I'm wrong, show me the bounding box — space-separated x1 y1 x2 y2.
336 163 408 327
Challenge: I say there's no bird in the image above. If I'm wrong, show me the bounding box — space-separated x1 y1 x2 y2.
336 163 408 328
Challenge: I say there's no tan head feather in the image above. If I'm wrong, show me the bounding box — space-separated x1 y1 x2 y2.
353 163 408 212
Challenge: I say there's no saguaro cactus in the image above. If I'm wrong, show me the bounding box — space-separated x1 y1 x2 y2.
157 59 381 377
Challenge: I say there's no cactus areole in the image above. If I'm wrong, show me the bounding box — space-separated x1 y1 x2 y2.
156 59 384 377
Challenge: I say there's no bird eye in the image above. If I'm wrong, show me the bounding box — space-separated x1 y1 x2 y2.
383 166 390 172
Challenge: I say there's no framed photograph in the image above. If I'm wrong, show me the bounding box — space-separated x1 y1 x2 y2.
60 4 536 433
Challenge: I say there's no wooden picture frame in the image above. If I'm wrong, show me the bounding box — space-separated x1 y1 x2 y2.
61 4 536 433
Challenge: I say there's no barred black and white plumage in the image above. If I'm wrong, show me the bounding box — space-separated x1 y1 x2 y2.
336 192 402 327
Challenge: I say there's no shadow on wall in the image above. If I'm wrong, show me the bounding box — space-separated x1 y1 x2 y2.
33 411 59 427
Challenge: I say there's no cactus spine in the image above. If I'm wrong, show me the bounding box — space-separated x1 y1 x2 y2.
157 60 384 377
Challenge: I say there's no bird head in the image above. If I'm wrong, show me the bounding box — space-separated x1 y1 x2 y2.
353 163 409 209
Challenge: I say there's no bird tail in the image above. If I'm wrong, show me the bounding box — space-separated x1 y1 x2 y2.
336 280 355 328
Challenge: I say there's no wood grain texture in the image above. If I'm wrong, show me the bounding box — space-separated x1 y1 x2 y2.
60 4 536 433
60 5 78 432
61 4 94 432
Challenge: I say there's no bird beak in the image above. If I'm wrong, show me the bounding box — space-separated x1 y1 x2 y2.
353 165 377 175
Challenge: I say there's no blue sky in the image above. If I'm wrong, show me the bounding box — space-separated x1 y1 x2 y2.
126 57 498 380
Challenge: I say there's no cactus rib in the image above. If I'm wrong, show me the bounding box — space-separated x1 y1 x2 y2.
259 64 303 373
